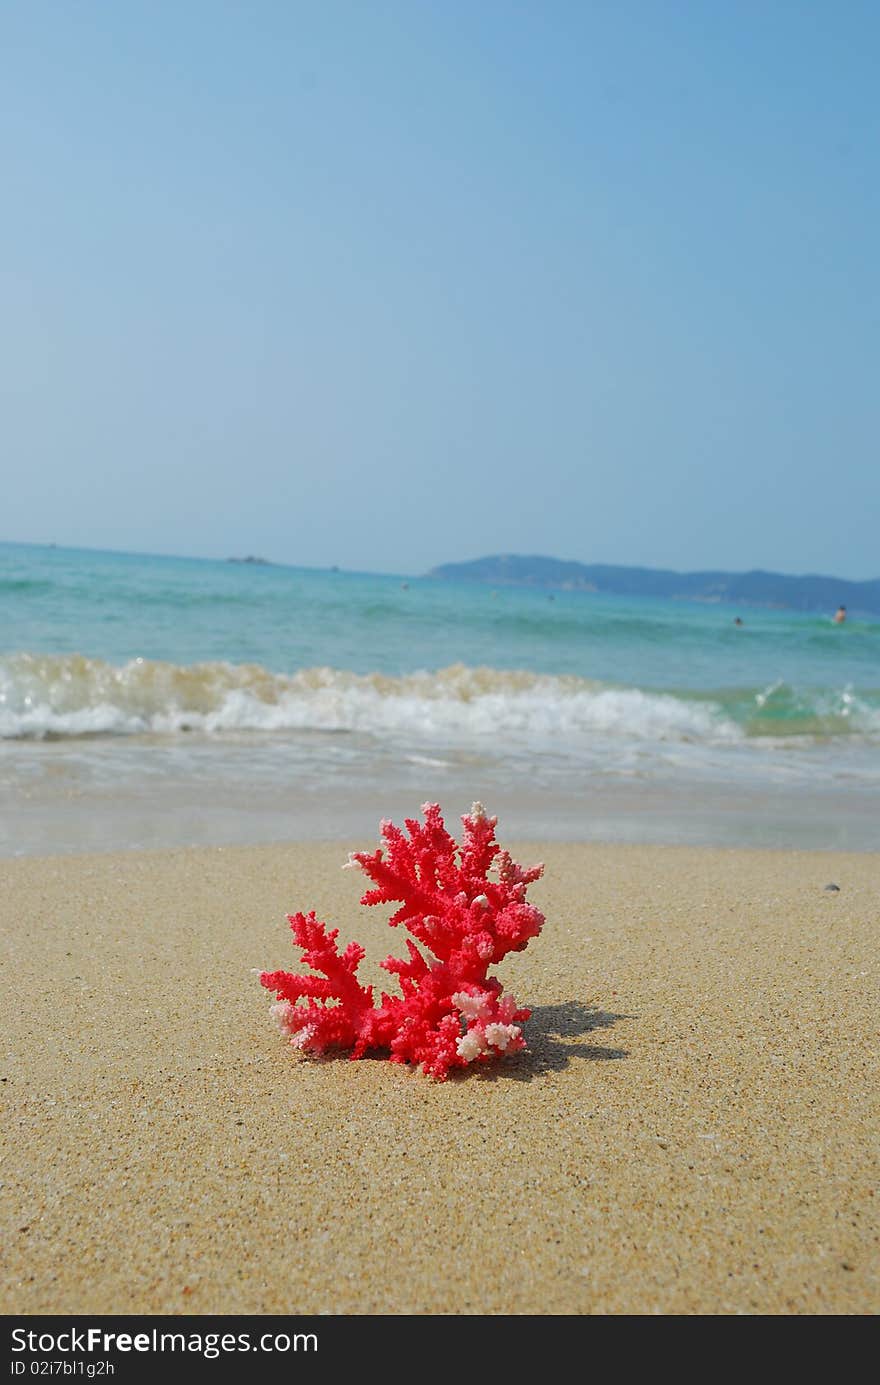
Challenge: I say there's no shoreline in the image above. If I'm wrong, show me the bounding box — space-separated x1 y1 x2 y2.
2 838 877 1315
4 775 880 857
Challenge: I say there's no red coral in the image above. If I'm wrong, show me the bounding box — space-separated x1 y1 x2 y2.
260 802 544 1080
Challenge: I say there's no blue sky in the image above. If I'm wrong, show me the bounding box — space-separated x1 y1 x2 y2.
2 1 877 578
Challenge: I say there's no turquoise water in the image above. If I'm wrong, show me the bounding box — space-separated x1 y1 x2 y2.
2 541 879 854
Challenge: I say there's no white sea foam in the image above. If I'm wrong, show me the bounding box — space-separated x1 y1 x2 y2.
0 653 745 746
2 653 878 747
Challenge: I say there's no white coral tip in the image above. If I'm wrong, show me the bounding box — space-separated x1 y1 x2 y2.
457 1029 488 1062
269 1000 294 1032
452 990 491 1020
484 1022 521 1052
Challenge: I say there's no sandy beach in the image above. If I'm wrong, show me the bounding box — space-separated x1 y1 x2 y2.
1 838 877 1316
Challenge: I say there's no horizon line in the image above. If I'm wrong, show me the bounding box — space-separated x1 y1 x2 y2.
1 537 877 588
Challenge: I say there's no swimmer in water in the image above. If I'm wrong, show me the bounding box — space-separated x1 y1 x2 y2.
833 605 847 624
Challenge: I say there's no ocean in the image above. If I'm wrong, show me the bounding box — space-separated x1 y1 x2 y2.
2 540 879 855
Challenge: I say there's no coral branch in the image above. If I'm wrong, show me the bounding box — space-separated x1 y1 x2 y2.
260 803 544 1080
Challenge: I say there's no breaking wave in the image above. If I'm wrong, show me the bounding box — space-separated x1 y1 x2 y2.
2 653 878 746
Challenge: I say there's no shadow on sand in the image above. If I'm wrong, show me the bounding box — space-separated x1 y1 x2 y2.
469 999 631 1083
288 1000 630 1083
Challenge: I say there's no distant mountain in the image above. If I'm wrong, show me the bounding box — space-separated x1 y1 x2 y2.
426 554 880 615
